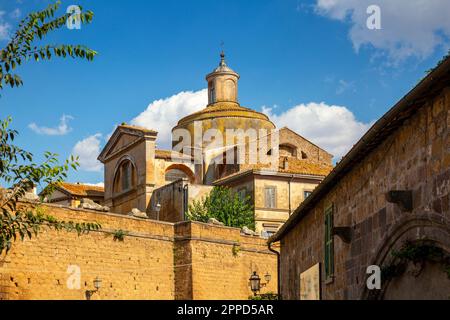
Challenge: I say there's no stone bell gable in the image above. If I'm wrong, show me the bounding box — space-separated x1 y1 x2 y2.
98 125 158 214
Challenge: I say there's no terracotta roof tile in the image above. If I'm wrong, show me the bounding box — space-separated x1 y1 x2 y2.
243 157 334 176
58 183 104 197
214 157 333 184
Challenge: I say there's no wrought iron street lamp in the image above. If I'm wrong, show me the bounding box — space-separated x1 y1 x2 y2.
86 277 102 300
249 272 261 296
155 202 161 220
249 271 271 296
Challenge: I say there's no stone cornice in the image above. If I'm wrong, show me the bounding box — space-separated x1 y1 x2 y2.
98 125 158 163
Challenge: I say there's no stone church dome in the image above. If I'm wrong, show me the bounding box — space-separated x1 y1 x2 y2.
172 52 276 150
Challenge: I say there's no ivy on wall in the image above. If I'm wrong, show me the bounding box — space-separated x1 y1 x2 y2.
113 230 127 242
249 292 279 300
381 240 450 281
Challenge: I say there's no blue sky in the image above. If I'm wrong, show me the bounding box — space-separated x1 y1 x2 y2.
0 0 449 185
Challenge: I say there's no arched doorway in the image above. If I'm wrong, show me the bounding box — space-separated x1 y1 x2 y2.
361 213 450 300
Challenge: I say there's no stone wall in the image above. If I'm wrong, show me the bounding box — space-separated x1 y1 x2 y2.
148 179 213 222
279 87 450 300
217 172 323 236
0 203 276 300
176 222 278 300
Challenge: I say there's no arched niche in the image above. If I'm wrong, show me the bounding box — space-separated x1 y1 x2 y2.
360 213 450 300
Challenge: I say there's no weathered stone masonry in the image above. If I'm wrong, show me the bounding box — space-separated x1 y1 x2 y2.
0 203 277 300
272 59 450 300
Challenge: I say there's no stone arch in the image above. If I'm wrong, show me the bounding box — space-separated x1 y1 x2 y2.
165 163 195 183
279 143 298 158
360 213 450 300
113 155 138 194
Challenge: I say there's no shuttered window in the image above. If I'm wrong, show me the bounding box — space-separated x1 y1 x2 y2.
264 187 277 209
324 204 334 280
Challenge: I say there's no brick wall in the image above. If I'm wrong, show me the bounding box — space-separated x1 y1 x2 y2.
0 203 276 300
279 87 450 300
149 180 213 223
176 222 278 300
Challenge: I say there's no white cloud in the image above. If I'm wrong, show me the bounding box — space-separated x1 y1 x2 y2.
84 182 104 188
315 0 450 63
9 8 21 19
29 115 74 136
263 102 373 160
129 89 370 160
336 79 355 95
131 89 207 148
0 11 11 41
72 134 103 172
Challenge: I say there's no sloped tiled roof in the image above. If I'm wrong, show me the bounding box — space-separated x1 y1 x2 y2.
58 183 104 197
176 101 274 127
256 157 333 177
214 157 333 185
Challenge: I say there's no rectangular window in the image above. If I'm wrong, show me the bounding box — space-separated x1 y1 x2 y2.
324 204 334 281
264 186 277 209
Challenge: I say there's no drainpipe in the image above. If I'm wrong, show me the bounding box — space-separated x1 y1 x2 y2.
268 241 282 300
183 184 189 221
288 174 295 215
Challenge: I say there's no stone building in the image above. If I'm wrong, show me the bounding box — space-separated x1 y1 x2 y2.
93 53 333 236
268 56 450 300
1 53 334 300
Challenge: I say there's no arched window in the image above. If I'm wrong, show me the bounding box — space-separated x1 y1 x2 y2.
113 159 137 194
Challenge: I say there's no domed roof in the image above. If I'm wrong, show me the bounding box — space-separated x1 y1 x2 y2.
174 52 275 129
176 101 274 127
